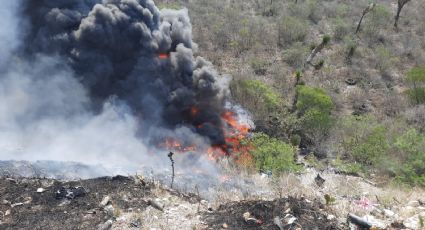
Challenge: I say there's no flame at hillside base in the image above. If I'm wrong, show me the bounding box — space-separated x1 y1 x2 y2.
158 108 255 167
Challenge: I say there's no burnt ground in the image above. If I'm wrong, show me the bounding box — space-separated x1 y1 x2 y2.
0 176 152 230
0 175 346 230
202 197 345 230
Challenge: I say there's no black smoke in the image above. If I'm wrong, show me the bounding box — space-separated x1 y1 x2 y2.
19 0 230 146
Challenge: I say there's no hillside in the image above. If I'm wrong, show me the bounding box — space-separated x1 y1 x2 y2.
1 0 425 229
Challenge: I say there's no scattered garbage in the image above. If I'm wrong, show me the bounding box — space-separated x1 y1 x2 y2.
104 205 115 217
10 202 23 208
348 213 373 229
242 212 262 224
100 196 111 208
221 223 228 229
345 78 357 85
283 214 297 225
273 216 284 230
55 186 87 199
36 188 45 193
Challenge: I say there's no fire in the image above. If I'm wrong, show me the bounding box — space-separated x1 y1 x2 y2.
158 138 196 153
158 53 169 59
158 109 254 168
190 106 199 117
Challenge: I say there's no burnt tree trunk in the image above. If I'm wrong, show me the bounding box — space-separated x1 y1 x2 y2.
356 3 376 34
394 0 411 29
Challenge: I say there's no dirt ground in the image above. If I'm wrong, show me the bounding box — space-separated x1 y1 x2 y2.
0 176 345 230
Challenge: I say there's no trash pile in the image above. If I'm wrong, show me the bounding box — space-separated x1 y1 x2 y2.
202 196 344 229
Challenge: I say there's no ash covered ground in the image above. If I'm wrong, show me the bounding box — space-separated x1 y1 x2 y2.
0 171 344 230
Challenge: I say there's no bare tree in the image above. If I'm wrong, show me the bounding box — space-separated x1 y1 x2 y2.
356 3 376 34
394 0 411 29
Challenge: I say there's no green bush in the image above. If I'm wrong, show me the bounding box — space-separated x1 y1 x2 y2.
278 16 308 47
351 125 389 165
333 116 425 187
249 57 267 75
249 133 301 173
295 86 334 143
296 86 334 115
231 79 283 118
375 45 398 74
333 18 350 41
406 66 425 104
394 129 425 186
283 42 309 69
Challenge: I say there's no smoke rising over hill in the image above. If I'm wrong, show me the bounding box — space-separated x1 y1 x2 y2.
0 0 240 174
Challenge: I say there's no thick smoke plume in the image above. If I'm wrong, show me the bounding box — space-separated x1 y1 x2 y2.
0 0 242 176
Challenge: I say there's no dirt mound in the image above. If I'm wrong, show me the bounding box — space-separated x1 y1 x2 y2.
202 197 345 230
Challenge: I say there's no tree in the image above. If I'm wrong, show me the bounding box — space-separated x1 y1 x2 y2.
394 0 411 29
356 3 376 34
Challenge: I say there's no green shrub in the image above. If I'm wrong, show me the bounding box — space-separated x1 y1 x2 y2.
249 57 267 75
249 133 301 173
394 129 425 186
333 18 350 41
290 134 301 147
283 42 309 69
296 86 334 115
231 79 283 118
351 125 389 165
278 16 308 47
295 86 334 143
333 116 425 187
375 45 398 74
288 0 320 23
406 66 425 104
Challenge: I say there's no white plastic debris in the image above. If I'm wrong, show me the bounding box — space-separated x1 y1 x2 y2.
37 188 45 193
100 196 111 207
284 214 297 225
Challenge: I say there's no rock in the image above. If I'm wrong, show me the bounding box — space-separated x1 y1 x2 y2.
315 174 325 187
327 215 336 220
404 214 421 230
98 219 113 230
100 196 111 207
36 188 45 193
147 199 164 212
400 206 416 217
221 223 228 229
104 205 115 217
408 200 420 207
2 200 10 205
383 209 395 217
5 210 11 216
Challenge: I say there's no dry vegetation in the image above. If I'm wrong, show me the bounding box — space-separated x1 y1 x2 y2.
156 0 425 187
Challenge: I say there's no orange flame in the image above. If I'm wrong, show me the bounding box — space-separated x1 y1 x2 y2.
158 53 169 59
159 138 196 153
157 109 254 168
